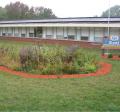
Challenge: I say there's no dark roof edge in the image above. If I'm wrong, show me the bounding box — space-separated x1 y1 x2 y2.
1 17 120 21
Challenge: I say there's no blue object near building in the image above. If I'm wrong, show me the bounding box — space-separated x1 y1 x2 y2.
103 36 120 46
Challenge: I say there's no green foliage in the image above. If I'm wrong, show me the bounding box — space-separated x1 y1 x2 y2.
0 43 99 75
34 7 56 19
0 1 56 20
101 5 120 17
108 54 113 58
0 7 7 20
82 63 97 73
0 40 120 111
118 54 120 58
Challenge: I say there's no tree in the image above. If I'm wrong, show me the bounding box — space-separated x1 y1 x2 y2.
26 7 35 19
5 2 29 19
34 7 56 19
0 7 7 20
101 5 120 17
0 1 57 20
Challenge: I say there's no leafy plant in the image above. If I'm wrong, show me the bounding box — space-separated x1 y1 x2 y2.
0 44 99 75
108 54 113 58
118 54 120 58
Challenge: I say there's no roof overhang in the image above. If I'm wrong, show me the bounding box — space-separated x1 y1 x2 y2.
0 23 120 27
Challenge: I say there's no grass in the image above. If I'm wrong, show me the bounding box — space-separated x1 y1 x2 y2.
0 40 120 111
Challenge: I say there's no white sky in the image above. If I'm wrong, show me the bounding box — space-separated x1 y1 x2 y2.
1 0 120 17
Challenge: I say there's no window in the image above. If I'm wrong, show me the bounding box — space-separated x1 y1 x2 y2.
29 33 34 37
37 34 42 38
56 35 63 39
81 36 89 41
2 33 6 36
46 35 52 38
68 35 75 40
56 28 64 39
35 27 43 38
46 27 53 38
21 34 26 37
94 37 103 43
14 33 19 37
64 37 68 39
8 33 12 36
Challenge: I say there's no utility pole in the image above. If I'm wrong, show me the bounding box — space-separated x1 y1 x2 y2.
108 0 110 38
106 0 111 54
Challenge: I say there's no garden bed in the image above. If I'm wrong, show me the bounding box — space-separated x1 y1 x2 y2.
0 43 110 77
102 54 120 60
0 62 112 79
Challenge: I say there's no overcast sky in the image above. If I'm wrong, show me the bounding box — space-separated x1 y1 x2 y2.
1 0 120 17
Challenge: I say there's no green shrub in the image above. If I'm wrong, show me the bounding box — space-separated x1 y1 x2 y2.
118 54 120 58
108 54 113 58
0 44 99 75
82 63 97 73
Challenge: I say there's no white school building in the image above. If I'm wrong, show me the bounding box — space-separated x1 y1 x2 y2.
0 17 120 43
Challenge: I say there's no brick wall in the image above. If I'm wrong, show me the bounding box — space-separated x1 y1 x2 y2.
0 36 102 48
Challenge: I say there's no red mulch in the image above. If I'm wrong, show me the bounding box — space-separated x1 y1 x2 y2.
0 62 112 79
102 55 120 60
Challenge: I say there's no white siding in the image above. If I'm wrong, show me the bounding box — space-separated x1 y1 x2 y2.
0 28 2 36
110 28 119 36
7 28 13 36
104 28 108 36
68 27 75 35
14 28 20 37
26 28 29 37
94 28 104 42
89 28 94 42
2 28 6 33
53 27 56 39
95 28 104 37
0 26 120 43
21 27 26 34
76 28 81 40
56 27 64 39
26 27 34 37
43 27 46 38
81 28 89 36
63 27 67 38
14 28 19 33
46 27 53 35
56 27 64 36
29 27 34 33
7 28 11 33
46 27 53 38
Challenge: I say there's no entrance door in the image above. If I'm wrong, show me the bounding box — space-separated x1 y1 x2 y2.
34 27 43 38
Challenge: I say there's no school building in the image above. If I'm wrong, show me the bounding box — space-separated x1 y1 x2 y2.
0 17 120 43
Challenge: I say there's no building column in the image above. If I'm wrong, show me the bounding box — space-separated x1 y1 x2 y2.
63 27 67 39
0 28 2 36
26 27 29 37
76 27 81 40
89 27 95 42
42 27 46 38
53 27 56 39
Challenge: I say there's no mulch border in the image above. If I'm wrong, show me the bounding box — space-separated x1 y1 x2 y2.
0 38 112 79
102 55 120 60
0 62 112 79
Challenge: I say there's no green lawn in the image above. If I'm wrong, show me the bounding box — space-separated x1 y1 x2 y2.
0 40 120 111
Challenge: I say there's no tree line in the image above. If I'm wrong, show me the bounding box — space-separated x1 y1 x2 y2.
101 5 120 17
0 1 120 20
0 1 57 20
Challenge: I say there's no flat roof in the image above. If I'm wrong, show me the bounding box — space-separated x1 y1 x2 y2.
0 17 120 24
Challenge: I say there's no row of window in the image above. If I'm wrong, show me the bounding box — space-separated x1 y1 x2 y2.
45 35 89 40
1 33 103 42
46 35 103 42
1 33 34 37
